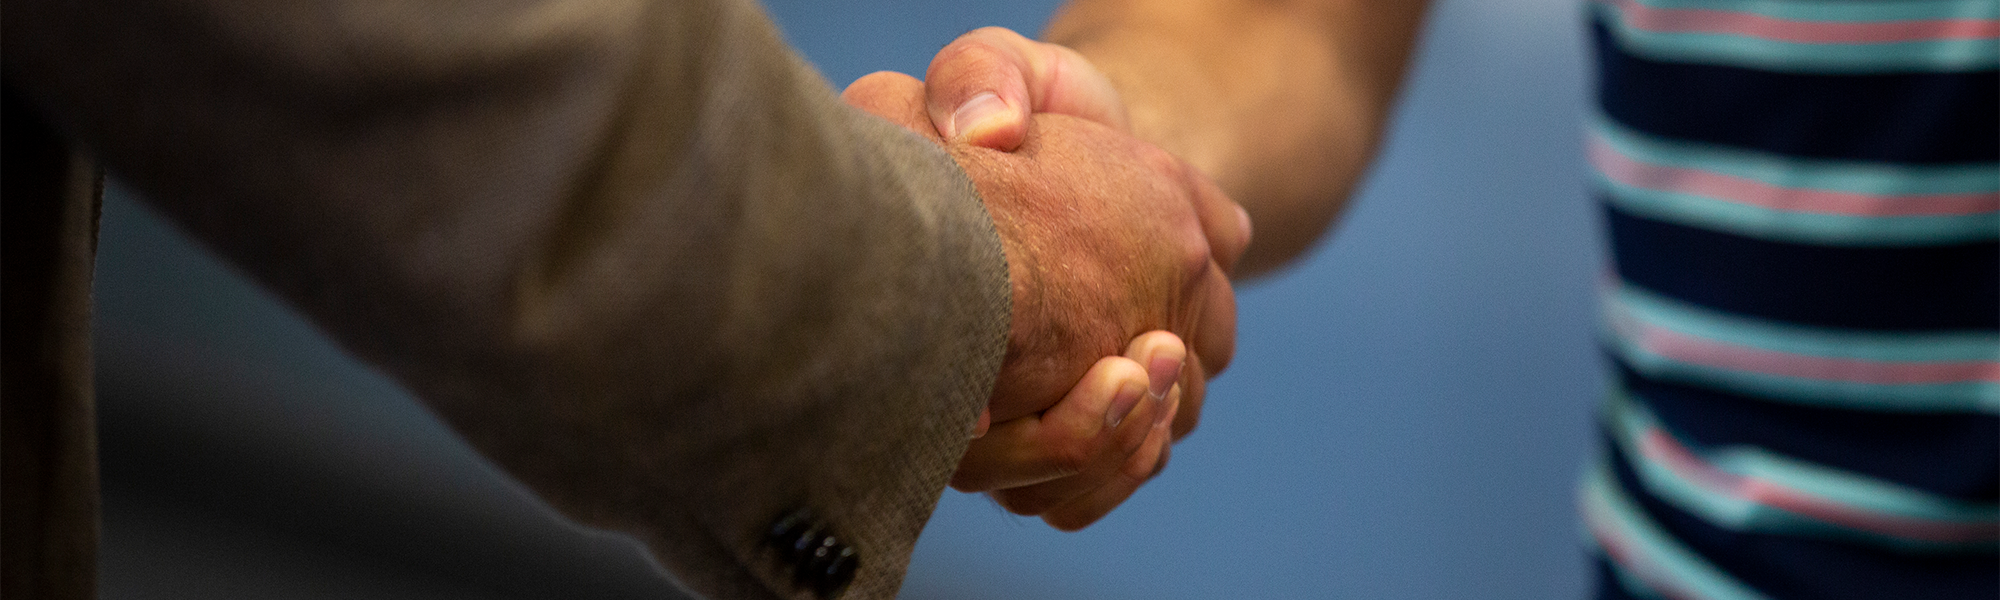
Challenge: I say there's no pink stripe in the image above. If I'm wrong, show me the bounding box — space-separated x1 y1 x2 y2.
1590 137 2000 217
1640 428 2000 543
1610 0 2000 43
1621 318 2000 385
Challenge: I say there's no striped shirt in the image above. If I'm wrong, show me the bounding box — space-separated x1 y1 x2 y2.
1581 1 2000 598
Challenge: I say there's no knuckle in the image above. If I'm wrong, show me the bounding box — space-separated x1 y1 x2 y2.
927 45 999 84
1115 419 1151 454
930 37 1020 83
1045 437 1095 477
844 71 914 98
1115 461 1154 488
1179 234 1213 286
1132 138 1173 165
1137 144 1185 183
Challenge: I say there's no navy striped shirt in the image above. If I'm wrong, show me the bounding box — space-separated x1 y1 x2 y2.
1580 1 2000 598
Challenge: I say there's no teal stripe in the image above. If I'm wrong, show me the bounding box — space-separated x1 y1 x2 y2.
1606 280 2000 412
1711 450 2000 524
1605 331 2000 413
1583 461 1773 600
1611 283 2000 363
1599 556 1673 600
1594 117 2000 196
1599 4 2000 73
1600 177 2000 246
1606 393 2000 552
1622 0 2000 23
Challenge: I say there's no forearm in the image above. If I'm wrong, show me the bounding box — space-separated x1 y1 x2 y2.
1045 0 1429 276
4 0 1006 597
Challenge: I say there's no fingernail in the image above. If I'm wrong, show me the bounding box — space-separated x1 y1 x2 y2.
1146 353 1182 402
971 408 991 439
951 92 1010 142
1155 384 1181 428
1104 378 1147 430
1234 204 1253 242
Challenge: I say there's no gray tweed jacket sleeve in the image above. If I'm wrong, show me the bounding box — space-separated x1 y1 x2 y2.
2 0 1011 598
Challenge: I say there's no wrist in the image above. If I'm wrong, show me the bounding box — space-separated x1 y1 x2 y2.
1046 26 1233 182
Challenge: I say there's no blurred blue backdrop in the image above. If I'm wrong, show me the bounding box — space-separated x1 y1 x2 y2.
93 1 1604 598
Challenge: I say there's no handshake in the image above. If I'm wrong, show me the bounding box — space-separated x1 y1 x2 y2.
845 28 1253 530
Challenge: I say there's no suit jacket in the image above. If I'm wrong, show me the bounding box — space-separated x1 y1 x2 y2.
0 1 1011 599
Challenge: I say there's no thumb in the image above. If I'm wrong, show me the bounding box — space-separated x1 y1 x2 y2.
925 27 1128 150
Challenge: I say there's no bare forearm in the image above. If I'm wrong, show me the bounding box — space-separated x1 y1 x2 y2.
1045 0 1429 276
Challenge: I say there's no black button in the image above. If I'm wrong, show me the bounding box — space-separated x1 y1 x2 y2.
794 535 838 586
766 510 812 551
810 545 859 598
763 509 860 599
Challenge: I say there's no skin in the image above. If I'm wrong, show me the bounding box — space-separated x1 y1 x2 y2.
916 1 1434 528
963 333 1187 530
930 1 1432 277
844 72 1251 527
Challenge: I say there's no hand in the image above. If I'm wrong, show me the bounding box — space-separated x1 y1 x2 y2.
917 27 1251 441
843 70 1247 437
925 19 1428 278
843 70 1248 529
957 331 1187 530
922 27 1129 151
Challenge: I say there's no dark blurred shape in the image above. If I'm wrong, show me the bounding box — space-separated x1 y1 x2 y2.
765 509 861 598
3 83 104 600
96 329 693 599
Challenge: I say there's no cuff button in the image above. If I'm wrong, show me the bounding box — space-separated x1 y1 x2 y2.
764 509 861 599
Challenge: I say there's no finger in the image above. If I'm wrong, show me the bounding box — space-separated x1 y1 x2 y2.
950 356 1153 492
979 333 1180 515
1188 262 1238 378
987 396 1159 517
1169 363 1204 441
1124 331 1185 404
1162 156 1243 385
925 27 1128 149
842 71 942 142
971 407 992 439
1038 389 1179 531
1182 160 1253 275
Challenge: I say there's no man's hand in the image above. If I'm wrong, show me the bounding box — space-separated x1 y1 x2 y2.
844 70 1246 436
844 70 1247 528
957 331 1188 530
923 12 1429 277
910 26 1250 441
921 27 1128 151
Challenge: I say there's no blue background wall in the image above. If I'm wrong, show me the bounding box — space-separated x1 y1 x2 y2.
93 1 1605 598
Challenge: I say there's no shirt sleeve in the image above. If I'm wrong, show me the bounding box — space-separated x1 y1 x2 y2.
1 1 1011 597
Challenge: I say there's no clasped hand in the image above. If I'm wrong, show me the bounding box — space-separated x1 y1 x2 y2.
842 27 1249 530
